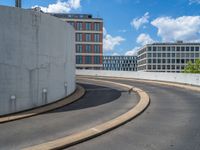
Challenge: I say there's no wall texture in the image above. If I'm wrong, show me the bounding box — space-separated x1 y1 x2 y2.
0 6 75 115
76 70 200 86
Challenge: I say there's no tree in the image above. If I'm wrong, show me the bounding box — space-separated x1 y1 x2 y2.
184 59 200 73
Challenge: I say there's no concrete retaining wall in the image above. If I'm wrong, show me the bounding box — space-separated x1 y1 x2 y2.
76 70 200 86
0 6 75 115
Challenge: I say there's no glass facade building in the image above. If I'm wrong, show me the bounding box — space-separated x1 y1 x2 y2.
103 56 137 71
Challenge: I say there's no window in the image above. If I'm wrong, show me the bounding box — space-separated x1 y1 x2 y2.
85 56 92 64
94 22 100 31
94 56 100 64
85 45 91 53
153 47 157 51
181 47 185 51
191 47 194 51
76 33 82 42
85 34 91 42
177 47 180 51
94 45 100 53
195 47 199 51
77 22 83 30
85 22 91 30
148 47 152 51
94 34 100 42
76 56 83 64
76 45 83 53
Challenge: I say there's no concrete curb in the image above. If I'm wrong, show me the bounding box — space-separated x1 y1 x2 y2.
23 78 150 150
0 85 85 123
78 75 200 92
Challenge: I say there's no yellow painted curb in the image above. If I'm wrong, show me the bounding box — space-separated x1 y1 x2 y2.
23 78 150 150
0 85 85 123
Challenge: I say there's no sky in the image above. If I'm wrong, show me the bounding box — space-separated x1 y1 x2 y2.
1 0 200 56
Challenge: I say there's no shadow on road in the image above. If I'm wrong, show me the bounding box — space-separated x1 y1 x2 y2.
48 83 122 113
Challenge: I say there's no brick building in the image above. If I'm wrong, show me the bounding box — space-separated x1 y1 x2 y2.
51 13 103 70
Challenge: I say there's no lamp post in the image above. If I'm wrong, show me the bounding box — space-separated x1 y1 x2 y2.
15 0 21 8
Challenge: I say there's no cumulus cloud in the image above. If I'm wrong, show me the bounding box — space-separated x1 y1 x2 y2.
189 0 200 4
125 47 140 56
136 33 154 45
151 16 200 42
32 0 81 13
103 28 125 51
131 12 150 30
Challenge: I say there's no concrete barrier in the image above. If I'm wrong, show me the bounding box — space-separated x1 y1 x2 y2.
76 70 200 86
0 6 75 115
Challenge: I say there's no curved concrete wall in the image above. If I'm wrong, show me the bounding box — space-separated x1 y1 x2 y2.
0 6 75 115
76 70 200 86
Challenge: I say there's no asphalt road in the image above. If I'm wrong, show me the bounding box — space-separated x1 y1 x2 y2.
0 79 138 150
68 78 200 150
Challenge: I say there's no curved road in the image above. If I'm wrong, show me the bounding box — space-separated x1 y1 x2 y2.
68 78 200 150
0 77 200 150
0 79 138 150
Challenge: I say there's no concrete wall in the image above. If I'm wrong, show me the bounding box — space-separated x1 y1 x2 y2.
76 70 200 86
0 6 76 115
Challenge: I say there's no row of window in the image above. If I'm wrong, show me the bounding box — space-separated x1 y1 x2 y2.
76 56 101 64
147 65 186 70
147 46 200 52
76 33 101 42
104 56 137 60
68 22 101 31
147 59 196 64
103 60 137 64
76 44 101 53
147 53 200 58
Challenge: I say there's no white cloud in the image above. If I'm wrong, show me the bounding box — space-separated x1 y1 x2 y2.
131 12 150 30
125 47 140 56
112 52 120 56
103 28 125 51
136 33 154 45
189 0 200 4
32 0 81 13
151 16 200 42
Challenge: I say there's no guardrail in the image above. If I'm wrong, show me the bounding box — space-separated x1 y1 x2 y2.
76 70 200 87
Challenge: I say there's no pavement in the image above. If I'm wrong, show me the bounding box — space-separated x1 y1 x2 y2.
68 78 200 150
0 79 138 150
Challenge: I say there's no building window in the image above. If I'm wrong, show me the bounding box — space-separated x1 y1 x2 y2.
85 33 91 42
76 45 83 53
85 45 91 53
94 34 100 42
94 45 100 53
94 22 100 31
94 56 100 64
76 56 83 64
195 47 199 51
76 33 82 42
77 22 83 30
85 22 91 30
85 56 92 64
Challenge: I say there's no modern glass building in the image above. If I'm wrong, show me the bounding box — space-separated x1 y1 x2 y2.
103 56 137 71
50 13 103 70
137 41 200 72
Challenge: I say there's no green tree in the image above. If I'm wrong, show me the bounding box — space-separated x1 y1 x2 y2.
184 59 200 73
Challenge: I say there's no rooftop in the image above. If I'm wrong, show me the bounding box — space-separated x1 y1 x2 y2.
49 13 103 20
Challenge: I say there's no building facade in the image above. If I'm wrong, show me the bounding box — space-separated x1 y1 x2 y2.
138 42 200 72
103 56 137 71
51 13 103 70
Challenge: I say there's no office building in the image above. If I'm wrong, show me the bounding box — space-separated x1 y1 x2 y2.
137 41 200 72
51 13 103 70
103 56 137 71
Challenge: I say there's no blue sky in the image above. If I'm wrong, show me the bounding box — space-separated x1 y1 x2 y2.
1 0 200 56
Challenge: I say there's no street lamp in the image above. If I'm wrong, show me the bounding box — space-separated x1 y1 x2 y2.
15 0 21 8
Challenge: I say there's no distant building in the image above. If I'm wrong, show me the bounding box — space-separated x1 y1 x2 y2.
103 56 137 71
137 41 200 72
51 13 103 70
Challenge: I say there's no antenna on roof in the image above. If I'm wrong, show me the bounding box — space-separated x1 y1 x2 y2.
15 0 21 8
